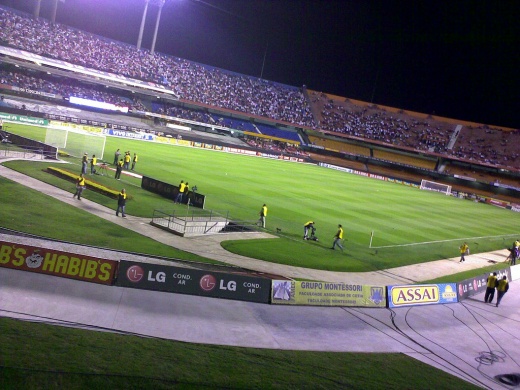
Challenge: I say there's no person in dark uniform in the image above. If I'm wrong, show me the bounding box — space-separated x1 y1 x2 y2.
81 154 88 175
116 188 127 217
183 182 190 204
113 149 121 165
512 240 520 265
131 153 138 170
73 174 86 200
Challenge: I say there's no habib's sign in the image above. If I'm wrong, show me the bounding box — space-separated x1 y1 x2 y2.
0 240 117 285
387 283 458 308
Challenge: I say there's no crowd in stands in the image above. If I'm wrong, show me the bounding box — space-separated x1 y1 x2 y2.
154 104 212 124
309 91 452 154
153 102 259 133
255 123 301 142
209 114 258 132
1 6 519 171
0 67 146 111
242 137 308 156
308 91 520 169
154 101 303 146
0 7 315 127
449 125 520 167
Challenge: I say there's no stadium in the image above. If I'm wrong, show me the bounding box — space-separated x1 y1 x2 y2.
0 1 519 388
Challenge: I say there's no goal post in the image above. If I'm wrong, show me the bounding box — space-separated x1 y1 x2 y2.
44 126 68 149
45 126 106 159
420 179 452 195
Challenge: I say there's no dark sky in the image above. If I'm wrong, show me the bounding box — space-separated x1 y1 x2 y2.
1 0 519 128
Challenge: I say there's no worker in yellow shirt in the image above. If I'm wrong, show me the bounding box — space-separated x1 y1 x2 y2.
303 221 315 240
459 242 469 262
115 159 124 180
484 272 497 304
124 151 131 169
175 180 186 204
116 188 127 217
90 155 97 174
73 174 86 200
331 224 344 251
257 204 267 228
495 276 509 307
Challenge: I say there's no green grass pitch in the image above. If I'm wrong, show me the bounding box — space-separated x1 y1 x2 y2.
4 122 520 272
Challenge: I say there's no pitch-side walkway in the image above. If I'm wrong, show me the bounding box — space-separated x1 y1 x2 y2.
0 161 509 284
1 264 519 390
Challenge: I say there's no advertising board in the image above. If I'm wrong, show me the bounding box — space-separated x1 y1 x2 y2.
457 268 511 300
271 280 386 307
0 240 117 285
116 261 271 303
457 274 488 300
102 128 154 141
0 112 48 126
387 283 458 308
141 175 205 209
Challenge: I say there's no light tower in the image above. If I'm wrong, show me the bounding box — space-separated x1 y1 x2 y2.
33 0 42 19
151 0 166 55
137 0 150 51
50 0 59 23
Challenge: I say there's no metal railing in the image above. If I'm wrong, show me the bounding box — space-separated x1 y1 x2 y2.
0 145 46 160
151 209 258 236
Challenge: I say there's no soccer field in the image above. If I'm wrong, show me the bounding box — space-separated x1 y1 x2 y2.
5 123 520 272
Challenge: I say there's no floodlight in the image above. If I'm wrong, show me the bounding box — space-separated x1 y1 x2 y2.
137 0 168 54
151 0 167 55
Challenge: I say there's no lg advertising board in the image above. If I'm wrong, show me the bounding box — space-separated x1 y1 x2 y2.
0 240 117 285
116 260 271 303
457 268 512 300
271 280 386 307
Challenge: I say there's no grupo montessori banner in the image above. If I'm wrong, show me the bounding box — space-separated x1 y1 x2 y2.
0 240 117 285
387 283 458 308
271 280 386 307
116 260 271 303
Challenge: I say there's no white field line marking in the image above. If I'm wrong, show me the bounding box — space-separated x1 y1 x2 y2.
371 233 519 249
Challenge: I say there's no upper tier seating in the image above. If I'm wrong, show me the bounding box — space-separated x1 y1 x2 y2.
0 8 316 128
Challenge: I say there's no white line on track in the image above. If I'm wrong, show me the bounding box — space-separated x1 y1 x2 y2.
370 233 519 249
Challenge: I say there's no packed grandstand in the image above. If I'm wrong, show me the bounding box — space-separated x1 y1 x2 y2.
0 5 519 202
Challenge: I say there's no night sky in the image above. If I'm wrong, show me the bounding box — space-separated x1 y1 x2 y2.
0 0 518 128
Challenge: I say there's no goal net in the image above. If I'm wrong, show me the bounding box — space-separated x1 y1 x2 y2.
45 126 106 159
420 179 452 195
